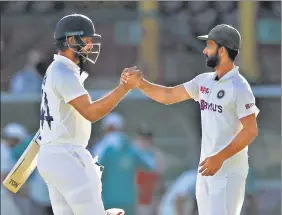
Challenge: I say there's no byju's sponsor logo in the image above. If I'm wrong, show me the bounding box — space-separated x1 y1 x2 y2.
200 100 223 113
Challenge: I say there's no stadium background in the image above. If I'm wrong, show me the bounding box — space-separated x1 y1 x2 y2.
0 1 281 215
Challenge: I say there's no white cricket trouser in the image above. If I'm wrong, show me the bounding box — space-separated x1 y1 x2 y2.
196 173 246 215
37 144 105 215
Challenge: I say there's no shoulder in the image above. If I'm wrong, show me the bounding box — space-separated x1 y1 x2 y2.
51 62 78 78
196 72 215 79
184 72 215 85
232 73 253 94
194 72 216 83
49 62 80 84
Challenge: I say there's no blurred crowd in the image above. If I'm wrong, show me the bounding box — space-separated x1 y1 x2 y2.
1 1 280 92
1 1 280 17
0 2 136 14
1 122 52 215
8 50 52 94
1 112 257 215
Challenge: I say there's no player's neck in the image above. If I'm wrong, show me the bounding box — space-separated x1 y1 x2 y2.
215 62 235 79
58 51 77 64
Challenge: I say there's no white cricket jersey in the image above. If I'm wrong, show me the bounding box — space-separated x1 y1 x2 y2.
184 66 259 177
39 54 91 148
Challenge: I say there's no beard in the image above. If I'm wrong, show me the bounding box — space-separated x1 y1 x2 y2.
76 51 89 63
80 48 90 62
205 49 220 68
81 53 88 63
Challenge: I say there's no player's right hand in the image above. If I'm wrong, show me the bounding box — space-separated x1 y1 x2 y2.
120 66 142 89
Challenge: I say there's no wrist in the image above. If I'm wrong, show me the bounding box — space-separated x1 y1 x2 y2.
119 83 131 93
216 151 227 162
138 78 146 89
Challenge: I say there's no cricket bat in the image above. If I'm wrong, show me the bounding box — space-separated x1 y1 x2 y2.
3 130 41 193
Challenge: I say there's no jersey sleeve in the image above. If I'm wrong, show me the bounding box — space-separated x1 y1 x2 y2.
54 70 88 104
183 75 201 101
235 86 260 119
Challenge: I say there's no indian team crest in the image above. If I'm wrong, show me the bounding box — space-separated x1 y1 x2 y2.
217 90 225 99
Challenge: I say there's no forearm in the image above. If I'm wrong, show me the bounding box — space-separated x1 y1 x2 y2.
217 128 258 161
88 84 130 122
139 78 172 104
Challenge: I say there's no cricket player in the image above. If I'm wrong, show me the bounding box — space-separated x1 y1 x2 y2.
121 24 260 215
37 13 138 215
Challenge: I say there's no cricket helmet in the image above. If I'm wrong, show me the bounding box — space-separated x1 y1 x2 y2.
54 13 101 66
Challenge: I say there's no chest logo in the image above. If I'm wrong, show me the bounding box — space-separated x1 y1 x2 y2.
217 90 225 99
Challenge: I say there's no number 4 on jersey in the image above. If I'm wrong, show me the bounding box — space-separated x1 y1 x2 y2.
40 75 54 130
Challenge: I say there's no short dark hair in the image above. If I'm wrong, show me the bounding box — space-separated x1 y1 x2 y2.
217 43 238 62
225 47 239 61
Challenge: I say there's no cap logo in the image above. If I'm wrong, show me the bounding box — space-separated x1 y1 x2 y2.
65 31 84 36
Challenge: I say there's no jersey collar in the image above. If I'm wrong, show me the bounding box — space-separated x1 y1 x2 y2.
215 66 239 82
53 54 80 74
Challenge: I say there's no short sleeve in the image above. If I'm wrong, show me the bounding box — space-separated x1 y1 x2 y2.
235 86 260 119
54 71 88 104
183 75 201 101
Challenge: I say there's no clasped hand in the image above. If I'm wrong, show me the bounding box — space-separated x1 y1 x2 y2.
120 66 142 90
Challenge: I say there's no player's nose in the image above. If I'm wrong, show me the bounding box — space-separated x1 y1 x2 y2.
86 43 93 51
203 48 208 55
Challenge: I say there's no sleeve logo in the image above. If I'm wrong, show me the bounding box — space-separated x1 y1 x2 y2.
245 103 254 109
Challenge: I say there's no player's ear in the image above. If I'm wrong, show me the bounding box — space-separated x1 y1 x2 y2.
67 36 75 45
220 46 226 57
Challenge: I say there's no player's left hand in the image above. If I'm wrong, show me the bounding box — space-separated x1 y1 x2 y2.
199 154 225 176
120 69 142 88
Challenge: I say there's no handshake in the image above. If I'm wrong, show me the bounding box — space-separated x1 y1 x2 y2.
120 66 142 90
